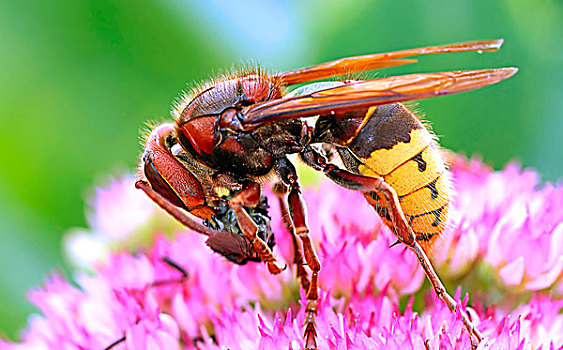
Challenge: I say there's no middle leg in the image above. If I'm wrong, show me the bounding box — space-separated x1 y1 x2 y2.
272 182 311 292
274 158 320 350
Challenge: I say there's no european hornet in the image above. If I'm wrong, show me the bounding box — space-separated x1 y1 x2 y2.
136 39 517 349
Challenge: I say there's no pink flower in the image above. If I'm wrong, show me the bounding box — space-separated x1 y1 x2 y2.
64 175 178 269
266 183 425 298
4 155 563 349
434 157 563 297
4 272 180 349
87 175 156 242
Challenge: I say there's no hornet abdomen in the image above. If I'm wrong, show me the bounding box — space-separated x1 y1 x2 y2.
316 103 451 251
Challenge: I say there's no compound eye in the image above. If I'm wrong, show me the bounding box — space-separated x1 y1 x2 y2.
143 156 186 209
141 123 208 213
177 116 218 157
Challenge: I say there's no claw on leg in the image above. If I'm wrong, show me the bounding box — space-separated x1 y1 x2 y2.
303 271 319 350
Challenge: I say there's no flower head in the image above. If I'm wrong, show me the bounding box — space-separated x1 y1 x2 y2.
4 155 563 349
434 157 563 299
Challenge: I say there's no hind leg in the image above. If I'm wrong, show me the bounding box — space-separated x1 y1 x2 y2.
299 146 483 347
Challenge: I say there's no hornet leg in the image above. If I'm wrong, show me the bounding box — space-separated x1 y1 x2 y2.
275 158 320 350
272 182 311 292
136 180 260 265
229 181 286 275
300 147 483 347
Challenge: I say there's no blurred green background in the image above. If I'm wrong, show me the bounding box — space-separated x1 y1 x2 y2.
0 0 561 341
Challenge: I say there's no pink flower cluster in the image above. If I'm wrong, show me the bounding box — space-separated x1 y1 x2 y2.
433 157 563 297
3 156 563 349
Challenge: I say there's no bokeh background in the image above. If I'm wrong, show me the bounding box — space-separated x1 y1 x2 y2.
1 0 561 341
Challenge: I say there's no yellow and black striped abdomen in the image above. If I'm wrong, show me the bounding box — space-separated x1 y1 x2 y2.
344 103 451 252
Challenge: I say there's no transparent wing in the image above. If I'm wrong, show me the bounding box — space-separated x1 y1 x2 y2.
278 39 504 85
241 68 517 129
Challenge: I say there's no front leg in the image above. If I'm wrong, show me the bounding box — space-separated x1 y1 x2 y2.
136 180 260 264
229 181 286 275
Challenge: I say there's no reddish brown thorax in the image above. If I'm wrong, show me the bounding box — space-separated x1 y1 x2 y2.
171 74 292 176
175 75 281 157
